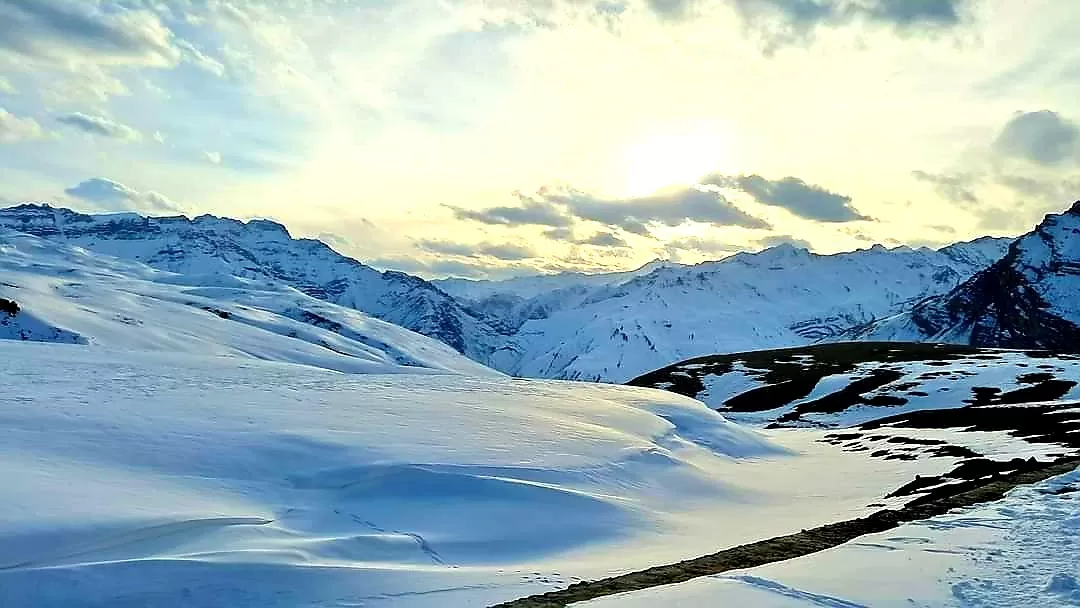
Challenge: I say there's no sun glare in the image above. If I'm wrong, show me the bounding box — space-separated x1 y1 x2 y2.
619 122 735 196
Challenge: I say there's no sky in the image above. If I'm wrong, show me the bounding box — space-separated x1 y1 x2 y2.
2 0 1080 279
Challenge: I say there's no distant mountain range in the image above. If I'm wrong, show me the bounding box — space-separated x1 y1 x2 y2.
443 238 1009 381
7 201 1080 382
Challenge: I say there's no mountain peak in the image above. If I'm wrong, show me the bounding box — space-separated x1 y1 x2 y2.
849 200 1080 352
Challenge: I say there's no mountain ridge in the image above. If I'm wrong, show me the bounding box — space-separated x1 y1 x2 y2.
0 203 517 369
0 202 1014 380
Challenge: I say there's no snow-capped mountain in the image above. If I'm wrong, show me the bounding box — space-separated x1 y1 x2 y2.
436 258 677 303
0 203 1011 382
436 259 681 333
0 204 514 368
848 202 1080 350
498 238 1009 382
0 228 498 376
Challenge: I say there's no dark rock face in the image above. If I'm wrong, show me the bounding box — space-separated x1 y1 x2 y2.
0 204 509 366
0 298 19 316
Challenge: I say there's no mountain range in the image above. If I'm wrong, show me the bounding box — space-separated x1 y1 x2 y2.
4 201 1080 382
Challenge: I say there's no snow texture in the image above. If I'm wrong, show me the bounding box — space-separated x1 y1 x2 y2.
0 339 956 607
0 229 498 376
581 466 1080 608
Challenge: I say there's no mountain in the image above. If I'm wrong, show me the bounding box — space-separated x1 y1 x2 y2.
435 259 682 334
499 238 1009 382
848 202 1080 350
0 228 499 376
0 203 1011 381
436 258 678 303
0 204 515 368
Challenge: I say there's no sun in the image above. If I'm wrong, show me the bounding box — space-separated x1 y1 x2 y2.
619 122 736 196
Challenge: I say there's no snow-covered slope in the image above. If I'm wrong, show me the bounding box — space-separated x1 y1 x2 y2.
0 204 514 368
848 202 1080 350
0 229 497 376
508 239 1009 382
0 341 940 608
579 467 1080 608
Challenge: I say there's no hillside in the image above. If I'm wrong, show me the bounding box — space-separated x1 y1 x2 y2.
0 228 497 376
0 340 937 607
0 204 516 369
630 342 1080 426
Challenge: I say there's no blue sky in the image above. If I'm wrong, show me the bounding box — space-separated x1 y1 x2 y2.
2 0 1080 278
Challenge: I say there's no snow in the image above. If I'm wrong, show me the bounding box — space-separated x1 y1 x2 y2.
580 465 1080 608
506 239 1009 382
0 204 508 368
0 229 496 376
698 363 766 405
0 341 952 607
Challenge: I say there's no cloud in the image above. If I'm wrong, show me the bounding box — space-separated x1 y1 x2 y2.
538 185 771 234
0 107 45 143
455 185 769 236
449 195 572 227
663 236 741 256
730 0 965 32
646 0 696 20
0 0 180 67
418 239 538 260
757 234 814 250
204 151 223 164
541 225 631 247
56 112 141 140
912 170 979 204
543 226 575 240
417 240 477 257
479 243 537 260
993 110 1080 166
707 174 869 222
64 177 183 214
369 256 493 280
580 231 630 247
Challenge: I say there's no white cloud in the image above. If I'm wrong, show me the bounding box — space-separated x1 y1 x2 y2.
64 177 184 214
56 112 141 141
0 107 45 143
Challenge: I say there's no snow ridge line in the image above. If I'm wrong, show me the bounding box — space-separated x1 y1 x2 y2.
491 458 1080 608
